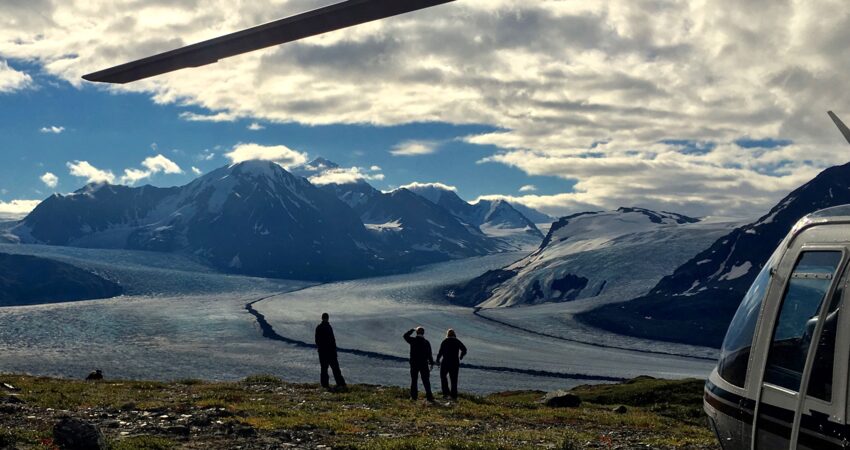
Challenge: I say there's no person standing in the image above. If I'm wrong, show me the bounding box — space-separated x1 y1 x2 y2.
315 313 346 390
403 327 435 402
436 329 467 400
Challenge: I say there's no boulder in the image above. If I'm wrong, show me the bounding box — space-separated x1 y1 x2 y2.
613 405 628 414
542 390 581 408
53 418 106 450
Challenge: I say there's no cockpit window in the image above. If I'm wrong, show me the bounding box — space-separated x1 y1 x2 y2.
764 251 842 392
717 247 782 387
806 269 844 402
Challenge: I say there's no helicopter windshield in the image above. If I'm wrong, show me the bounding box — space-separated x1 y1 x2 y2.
717 245 784 387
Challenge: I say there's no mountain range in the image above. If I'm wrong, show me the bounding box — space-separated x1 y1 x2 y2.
578 161 850 347
5 158 549 282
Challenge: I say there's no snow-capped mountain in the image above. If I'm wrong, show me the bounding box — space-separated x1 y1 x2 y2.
579 162 850 347
404 183 545 249
15 161 386 281
449 207 734 308
293 159 500 262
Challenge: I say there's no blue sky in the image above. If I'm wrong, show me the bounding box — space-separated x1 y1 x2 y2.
0 60 572 207
1 1 849 218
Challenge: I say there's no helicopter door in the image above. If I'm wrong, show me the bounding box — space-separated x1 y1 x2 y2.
793 261 848 450
753 249 844 449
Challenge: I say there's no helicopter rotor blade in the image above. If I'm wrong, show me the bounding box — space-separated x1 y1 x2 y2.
828 111 850 145
82 0 455 84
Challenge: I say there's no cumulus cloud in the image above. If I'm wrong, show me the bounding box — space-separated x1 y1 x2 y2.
40 172 58 189
390 140 439 156
0 199 40 218
519 184 537 192
7 1 850 215
247 122 265 131
39 126 65 134
0 60 31 93
67 161 115 184
309 167 385 186
119 154 183 185
225 143 308 168
191 166 202 175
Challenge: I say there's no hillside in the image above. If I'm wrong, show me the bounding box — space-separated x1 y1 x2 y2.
0 374 717 449
0 252 122 306
579 161 850 348
448 208 734 308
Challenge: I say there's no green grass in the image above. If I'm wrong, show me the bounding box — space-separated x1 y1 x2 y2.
0 374 717 449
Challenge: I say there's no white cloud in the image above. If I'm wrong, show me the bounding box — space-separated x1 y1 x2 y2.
519 184 537 192
142 154 182 174
39 126 65 134
7 1 850 215
67 161 115 184
0 199 40 218
309 167 385 186
179 111 238 122
196 150 216 161
0 60 31 93
119 154 183 184
369 165 382 171
40 172 58 189
399 181 457 192
247 122 265 131
191 166 202 175
225 143 308 168
390 140 439 156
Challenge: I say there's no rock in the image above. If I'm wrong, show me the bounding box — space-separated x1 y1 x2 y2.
612 405 628 414
53 417 107 450
119 402 136 411
101 420 120 429
542 390 581 408
226 422 257 438
1 395 24 404
166 425 190 436
1 383 19 392
85 370 103 381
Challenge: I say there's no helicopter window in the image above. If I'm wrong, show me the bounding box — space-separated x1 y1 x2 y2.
764 251 842 392
806 273 844 402
717 247 782 387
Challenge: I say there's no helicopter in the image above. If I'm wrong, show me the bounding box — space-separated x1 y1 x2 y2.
704 112 850 449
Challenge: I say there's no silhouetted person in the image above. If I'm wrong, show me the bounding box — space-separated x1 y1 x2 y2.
86 369 103 381
436 329 467 400
403 327 434 402
315 313 346 390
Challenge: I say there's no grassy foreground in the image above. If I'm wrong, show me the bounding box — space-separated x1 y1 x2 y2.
0 374 718 450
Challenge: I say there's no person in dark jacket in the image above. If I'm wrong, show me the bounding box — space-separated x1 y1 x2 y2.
436 329 467 400
315 313 346 390
403 327 435 402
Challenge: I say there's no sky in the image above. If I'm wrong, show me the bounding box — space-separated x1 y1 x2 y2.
1 0 850 220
